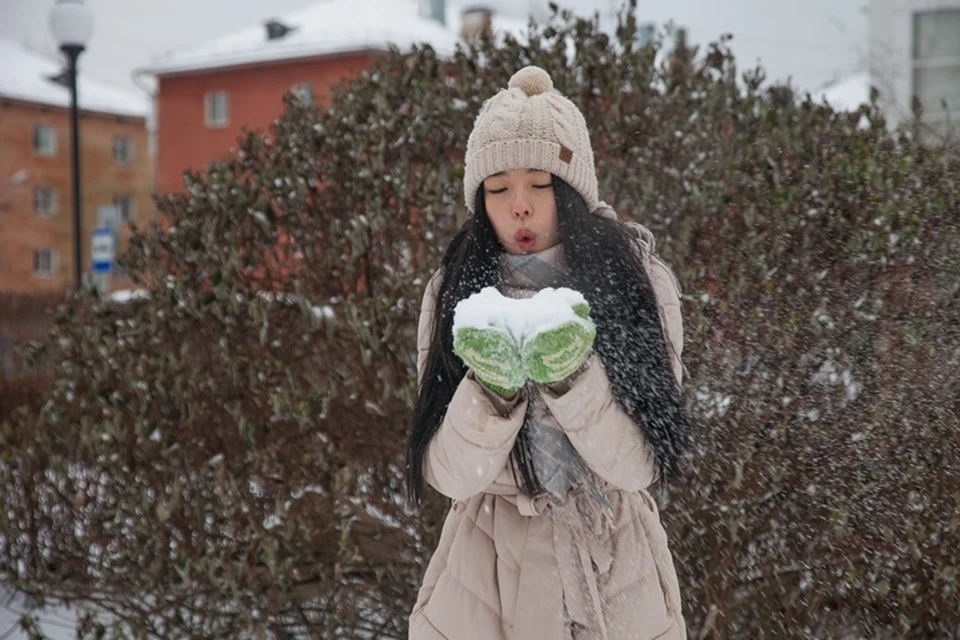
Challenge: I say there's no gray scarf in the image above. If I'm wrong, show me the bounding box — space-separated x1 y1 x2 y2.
501 248 611 511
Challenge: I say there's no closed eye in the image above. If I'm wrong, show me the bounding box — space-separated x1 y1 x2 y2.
486 187 507 194
533 183 552 189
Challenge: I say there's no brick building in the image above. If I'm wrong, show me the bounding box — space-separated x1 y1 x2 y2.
0 39 152 294
137 0 525 196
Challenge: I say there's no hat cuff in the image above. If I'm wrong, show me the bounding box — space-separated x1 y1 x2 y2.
464 138 598 213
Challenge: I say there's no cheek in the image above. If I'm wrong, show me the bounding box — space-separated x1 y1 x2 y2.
542 197 559 230
484 200 513 237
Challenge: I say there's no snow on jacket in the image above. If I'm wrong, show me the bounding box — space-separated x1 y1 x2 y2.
409 225 687 640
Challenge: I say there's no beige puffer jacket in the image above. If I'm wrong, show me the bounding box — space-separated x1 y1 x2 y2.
409 226 687 640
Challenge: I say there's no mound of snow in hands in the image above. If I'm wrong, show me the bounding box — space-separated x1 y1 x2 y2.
453 286 590 345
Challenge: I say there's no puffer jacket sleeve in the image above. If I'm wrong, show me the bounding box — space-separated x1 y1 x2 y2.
649 255 684 385
416 270 528 501
539 253 685 491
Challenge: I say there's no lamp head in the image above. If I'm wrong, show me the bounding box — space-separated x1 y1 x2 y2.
49 0 93 50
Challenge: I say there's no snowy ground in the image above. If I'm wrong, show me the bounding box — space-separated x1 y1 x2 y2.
0 585 81 640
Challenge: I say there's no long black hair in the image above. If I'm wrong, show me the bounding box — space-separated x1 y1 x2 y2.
405 175 691 505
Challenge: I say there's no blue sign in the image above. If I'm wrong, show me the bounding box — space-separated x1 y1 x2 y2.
91 227 115 273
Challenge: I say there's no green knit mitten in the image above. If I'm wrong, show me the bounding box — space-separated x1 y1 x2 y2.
520 301 596 384
453 326 525 396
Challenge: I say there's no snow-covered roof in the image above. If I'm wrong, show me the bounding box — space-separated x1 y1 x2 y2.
140 0 463 77
818 71 872 112
0 39 148 119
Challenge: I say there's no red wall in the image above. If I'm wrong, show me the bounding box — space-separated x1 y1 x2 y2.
0 99 152 293
156 52 376 195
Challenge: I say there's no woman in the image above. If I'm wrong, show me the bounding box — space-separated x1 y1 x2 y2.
406 65 691 640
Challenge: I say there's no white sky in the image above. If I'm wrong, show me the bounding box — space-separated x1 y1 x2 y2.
0 0 867 96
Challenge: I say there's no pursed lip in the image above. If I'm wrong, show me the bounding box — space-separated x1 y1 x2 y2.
515 228 536 246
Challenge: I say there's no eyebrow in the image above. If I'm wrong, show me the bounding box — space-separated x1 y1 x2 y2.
489 169 547 177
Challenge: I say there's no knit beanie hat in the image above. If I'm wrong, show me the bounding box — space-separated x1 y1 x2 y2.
463 65 599 214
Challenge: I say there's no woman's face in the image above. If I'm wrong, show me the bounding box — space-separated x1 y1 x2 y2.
482 169 560 255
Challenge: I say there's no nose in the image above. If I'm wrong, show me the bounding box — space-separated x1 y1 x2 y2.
512 194 532 219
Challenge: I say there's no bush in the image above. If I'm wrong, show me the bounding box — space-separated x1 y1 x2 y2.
1 2 958 637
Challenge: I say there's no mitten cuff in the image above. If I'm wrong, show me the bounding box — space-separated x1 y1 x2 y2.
469 370 526 417
541 352 594 396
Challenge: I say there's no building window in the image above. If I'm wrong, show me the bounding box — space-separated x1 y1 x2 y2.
113 136 134 164
33 125 56 156
34 249 57 277
114 194 134 223
912 9 960 132
205 91 229 128
33 186 58 217
292 82 314 105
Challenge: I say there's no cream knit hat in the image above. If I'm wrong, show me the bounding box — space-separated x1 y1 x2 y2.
463 66 599 214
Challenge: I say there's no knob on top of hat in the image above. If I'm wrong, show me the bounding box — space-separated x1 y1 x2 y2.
508 66 554 96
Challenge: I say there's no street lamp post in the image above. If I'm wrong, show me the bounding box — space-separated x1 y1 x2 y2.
49 0 93 290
